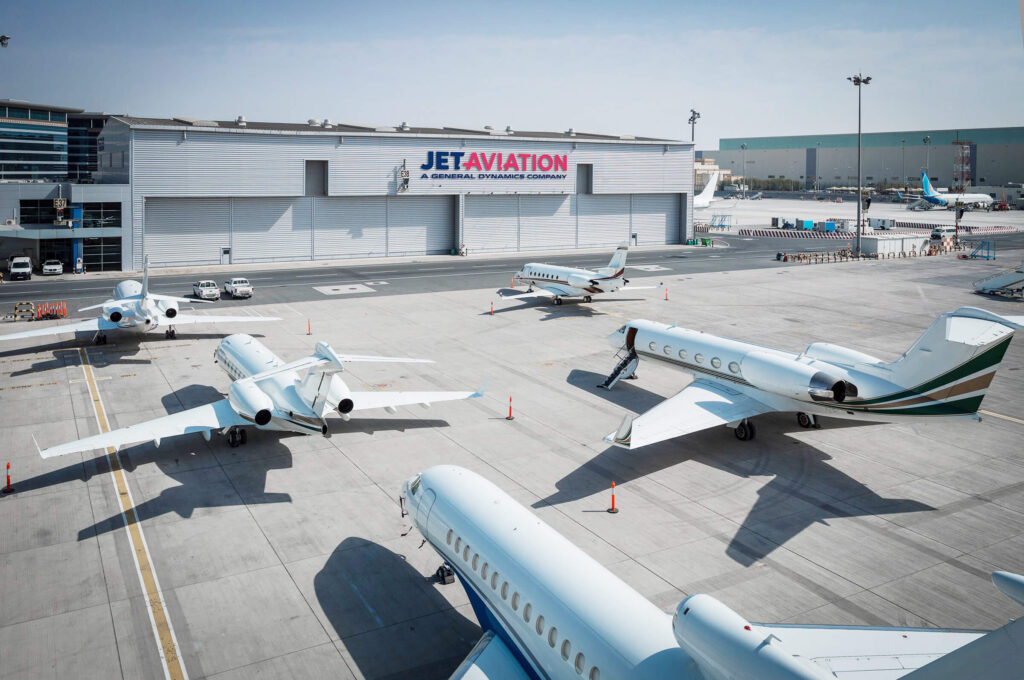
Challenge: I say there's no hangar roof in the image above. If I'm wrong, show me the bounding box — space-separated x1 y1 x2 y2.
110 116 682 144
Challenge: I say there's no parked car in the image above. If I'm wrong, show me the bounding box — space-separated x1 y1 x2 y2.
223 277 254 298
930 225 958 241
42 259 64 275
8 256 32 280
192 279 221 300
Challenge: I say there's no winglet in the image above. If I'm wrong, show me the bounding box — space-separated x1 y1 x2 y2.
470 379 490 399
31 433 41 457
604 414 633 449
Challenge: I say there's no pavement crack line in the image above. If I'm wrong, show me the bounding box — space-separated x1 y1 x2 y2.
77 347 189 680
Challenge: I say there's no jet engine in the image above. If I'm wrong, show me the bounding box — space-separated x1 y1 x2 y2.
740 350 856 403
566 273 595 290
228 380 274 426
156 299 178 319
673 594 834 680
105 305 129 323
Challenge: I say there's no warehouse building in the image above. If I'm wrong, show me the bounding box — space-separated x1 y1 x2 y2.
703 126 1024 190
85 116 693 269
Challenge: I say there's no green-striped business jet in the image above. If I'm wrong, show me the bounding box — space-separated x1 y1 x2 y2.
602 307 1024 448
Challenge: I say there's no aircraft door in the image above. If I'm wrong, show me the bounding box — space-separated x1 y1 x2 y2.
626 326 638 351
416 489 437 535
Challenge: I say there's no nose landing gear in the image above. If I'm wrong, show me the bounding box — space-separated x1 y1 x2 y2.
796 412 820 429
733 419 757 441
164 327 177 339
226 427 248 448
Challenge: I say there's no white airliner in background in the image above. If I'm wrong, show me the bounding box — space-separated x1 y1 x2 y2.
0 256 277 344
896 172 994 211
693 171 722 209
501 244 658 306
601 307 1023 447
402 465 1023 679
37 334 484 456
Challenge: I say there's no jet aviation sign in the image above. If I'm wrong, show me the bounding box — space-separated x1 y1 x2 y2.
419 151 569 180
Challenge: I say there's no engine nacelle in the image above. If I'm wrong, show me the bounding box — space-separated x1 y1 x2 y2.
296 370 353 417
566 273 594 290
156 299 178 319
673 594 834 680
105 305 129 323
801 342 882 367
228 380 274 427
740 350 856 403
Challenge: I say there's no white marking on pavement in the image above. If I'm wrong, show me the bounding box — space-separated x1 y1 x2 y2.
313 283 377 295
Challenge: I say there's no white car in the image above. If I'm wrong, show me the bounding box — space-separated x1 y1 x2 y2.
42 259 64 275
192 280 221 300
223 277 254 298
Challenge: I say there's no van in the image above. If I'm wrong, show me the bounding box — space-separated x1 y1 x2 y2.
8 256 32 280
930 226 957 241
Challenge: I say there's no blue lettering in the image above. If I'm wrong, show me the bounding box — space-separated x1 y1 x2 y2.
420 151 434 170
436 152 450 170
451 152 465 170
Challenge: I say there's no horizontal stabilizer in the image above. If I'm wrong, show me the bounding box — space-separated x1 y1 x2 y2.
78 302 110 312
150 293 214 304
348 385 481 412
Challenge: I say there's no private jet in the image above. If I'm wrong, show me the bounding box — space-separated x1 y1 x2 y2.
0 256 278 344
601 307 1023 448
500 244 658 306
402 464 1024 679
37 334 484 456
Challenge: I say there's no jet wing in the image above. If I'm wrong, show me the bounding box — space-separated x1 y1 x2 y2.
448 631 532 680
605 379 774 449
38 398 246 458
0 317 117 342
150 293 214 304
498 287 558 301
168 313 280 325
349 382 485 412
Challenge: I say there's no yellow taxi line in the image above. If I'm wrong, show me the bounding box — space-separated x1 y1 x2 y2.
980 409 1024 426
78 348 188 680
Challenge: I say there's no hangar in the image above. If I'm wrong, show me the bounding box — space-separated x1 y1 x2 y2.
93 116 694 269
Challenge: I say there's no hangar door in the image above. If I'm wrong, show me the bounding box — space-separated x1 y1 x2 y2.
144 198 229 266
519 195 574 250
314 197 387 259
631 194 681 245
386 196 455 256
232 198 312 263
577 195 630 247
463 196 518 253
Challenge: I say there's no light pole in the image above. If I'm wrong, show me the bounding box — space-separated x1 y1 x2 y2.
815 141 821 193
740 143 747 199
900 139 906 192
688 109 700 143
923 135 931 182
848 73 871 255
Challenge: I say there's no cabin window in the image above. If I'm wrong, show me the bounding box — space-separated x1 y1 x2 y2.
454 537 461 552
523 603 532 622
663 345 671 355
511 592 520 610
491 572 500 590
648 342 657 351
694 353 704 363
472 554 479 570
536 615 545 635
575 653 586 675
463 545 471 561
729 361 740 374
446 530 453 545
678 350 687 360
501 582 509 600
481 563 489 579
548 627 558 648
711 357 721 369
590 667 600 680
561 639 571 661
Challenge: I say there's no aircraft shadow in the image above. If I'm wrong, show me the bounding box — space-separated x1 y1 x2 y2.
0 331 264 361
8 345 151 376
331 418 451 436
534 413 931 566
315 537 480 679
565 369 665 412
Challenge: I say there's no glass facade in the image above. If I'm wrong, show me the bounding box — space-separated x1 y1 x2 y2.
82 237 121 271
68 115 109 181
81 202 121 228
0 103 78 180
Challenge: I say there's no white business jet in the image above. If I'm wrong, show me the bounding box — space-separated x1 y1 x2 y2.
402 465 1024 679
501 244 657 306
37 334 484 456
601 307 1023 447
693 170 723 209
0 256 277 344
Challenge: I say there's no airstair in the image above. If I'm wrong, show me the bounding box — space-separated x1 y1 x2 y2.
974 261 1024 298
598 348 639 390
970 240 995 260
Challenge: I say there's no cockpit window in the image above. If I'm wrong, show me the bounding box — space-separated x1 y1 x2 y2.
410 475 421 495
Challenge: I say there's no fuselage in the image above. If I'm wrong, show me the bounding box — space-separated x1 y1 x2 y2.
515 263 624 297
609 320 989 423
402 465 692 680
926 192 993 208
214 334 327 434
103 279 179 333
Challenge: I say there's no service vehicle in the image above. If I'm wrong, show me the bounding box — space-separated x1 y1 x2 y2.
223 277 254 298
8 257 32 280
41 259 64 275
930 225 958 240
192 279 221 300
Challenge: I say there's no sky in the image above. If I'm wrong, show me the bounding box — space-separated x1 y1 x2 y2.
2 1 1022 148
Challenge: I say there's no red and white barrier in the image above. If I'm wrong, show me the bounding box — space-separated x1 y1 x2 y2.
738 229 853 239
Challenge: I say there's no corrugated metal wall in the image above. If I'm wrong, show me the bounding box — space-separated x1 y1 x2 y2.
314 197 387 259
464 196 518 252
519 195 574 250
145 198 229 266
386 196 454 256
232 198 312 263
578 195 630 247
630 194 681 245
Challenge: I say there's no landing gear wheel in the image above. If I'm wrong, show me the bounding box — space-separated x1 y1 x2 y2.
227 428 246 448
583 295 593 303
434 563 455 585
553 297 563 306
164 328 176 339
94 333 107 345
239 429 248 445
797 412 814 429
734 420 756 441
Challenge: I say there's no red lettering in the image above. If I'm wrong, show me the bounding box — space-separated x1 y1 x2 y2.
538 154 553 171
465 152 482 171
554 155 567 172
504 154 519 171
518 153 531 171
483 153 496 171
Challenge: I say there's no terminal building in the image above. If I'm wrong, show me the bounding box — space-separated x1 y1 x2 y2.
1 112 694 271
702 126 1024 190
